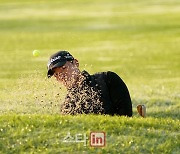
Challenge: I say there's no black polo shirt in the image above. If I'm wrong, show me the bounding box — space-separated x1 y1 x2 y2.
60 70 132 117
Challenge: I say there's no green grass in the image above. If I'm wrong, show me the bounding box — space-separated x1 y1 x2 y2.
0 0 180 153
0 114 179 153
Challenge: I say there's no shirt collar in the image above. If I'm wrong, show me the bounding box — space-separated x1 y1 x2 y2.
81 70 91 81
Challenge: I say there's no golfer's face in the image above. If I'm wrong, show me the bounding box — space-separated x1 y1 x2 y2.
53 65 67 81
53 61 78 85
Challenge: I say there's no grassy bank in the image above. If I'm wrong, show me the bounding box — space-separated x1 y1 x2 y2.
0 0 179 153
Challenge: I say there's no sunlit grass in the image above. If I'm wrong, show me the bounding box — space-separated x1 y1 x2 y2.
0 0 179 153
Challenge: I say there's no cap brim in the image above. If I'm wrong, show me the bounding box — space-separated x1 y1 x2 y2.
47 61 66 78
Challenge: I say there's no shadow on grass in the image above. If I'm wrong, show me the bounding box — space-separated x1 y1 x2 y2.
132 99 179 120
148 110 179 120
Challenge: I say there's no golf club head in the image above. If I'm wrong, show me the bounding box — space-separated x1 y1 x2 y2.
137 104 146 118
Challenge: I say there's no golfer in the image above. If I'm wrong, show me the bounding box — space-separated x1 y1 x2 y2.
47 50 133 116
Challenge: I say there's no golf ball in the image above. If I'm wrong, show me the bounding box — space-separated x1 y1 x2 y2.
33 50 40 57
